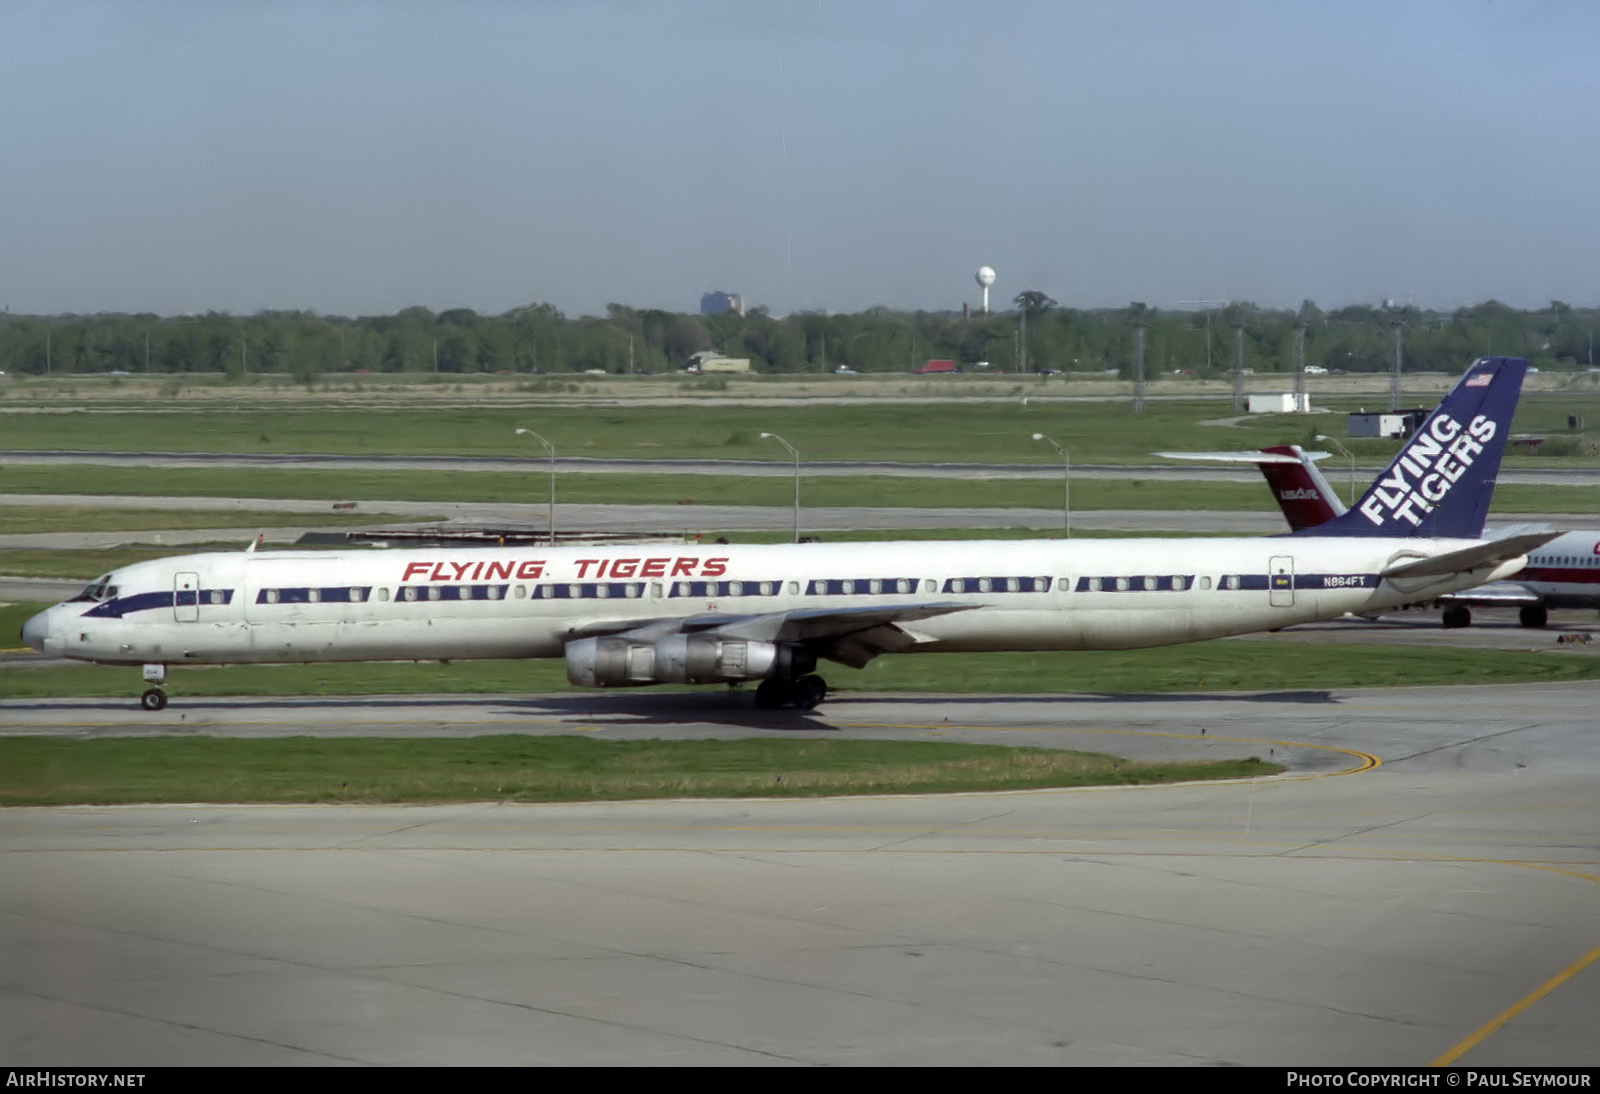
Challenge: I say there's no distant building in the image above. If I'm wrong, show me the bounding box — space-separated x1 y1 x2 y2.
1247 393 1311 413
1348 408 1428 439
700 291 746 317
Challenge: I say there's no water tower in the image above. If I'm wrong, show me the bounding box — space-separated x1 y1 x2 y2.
975 266 996 313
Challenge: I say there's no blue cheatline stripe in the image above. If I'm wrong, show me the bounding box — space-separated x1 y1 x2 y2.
1074 575 1195 593
808 577 922 596
255 586 377 604
82 588 236 618
1294 574 1379 590
668 580 783 598
529 582 644 600
398 584 513 601
942 576 1053 594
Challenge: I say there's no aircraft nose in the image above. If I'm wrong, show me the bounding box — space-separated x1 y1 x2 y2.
21 608 53 654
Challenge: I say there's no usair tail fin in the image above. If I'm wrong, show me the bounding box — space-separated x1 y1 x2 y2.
1296 356 1526 539
1256 444 1347 529
1154 445 1345 530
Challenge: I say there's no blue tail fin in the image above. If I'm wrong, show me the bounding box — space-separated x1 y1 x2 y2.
1299 356 1526 539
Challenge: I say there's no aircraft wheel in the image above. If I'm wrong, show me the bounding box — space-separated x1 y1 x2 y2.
1519 604 1548 628
140 688 168 712
1441 605 1472 629
754 678 791 710
791 675 827 711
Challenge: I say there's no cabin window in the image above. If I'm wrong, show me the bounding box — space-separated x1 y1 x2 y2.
209 590 223 605
1114 577 1129 591
1056 577 1071 591
1087 577 1101 592
976 578 991 592
596 584 610 599
513 585 526 598
264 589 279 604
1142 577 1156 591
307 589 320 603
729 581 743 596
1199 577 1212 590
789 581 801 595
426 586 440 601
1223 575 1239 590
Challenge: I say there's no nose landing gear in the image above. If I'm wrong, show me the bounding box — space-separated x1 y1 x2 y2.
140 664 168 711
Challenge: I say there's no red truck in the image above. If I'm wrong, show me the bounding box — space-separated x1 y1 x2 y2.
912 359 959 374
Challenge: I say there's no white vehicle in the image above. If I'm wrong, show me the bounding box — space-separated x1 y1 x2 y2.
1302 365 1329 375
22 358 1547 711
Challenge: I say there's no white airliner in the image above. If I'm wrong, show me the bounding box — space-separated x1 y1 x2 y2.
1163 440 1598 628
21 357 1551 711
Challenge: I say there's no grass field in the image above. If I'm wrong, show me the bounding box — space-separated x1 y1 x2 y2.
4 396 1596 466
0 736 1281 806
4 638 1594 699
0 505 435 535
3 464 1593 515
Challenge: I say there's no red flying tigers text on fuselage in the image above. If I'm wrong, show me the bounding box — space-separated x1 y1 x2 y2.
399 557 731 583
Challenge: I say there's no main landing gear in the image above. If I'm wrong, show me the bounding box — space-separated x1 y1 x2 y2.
753 674 829 711
140 663 168 711
1441 605 1472 629
1519 604 1549 628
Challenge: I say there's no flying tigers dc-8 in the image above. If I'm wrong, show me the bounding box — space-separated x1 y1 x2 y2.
21 357 1551 712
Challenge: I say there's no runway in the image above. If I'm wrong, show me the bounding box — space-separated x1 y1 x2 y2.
3 682 1598 1066
7 448 1599 486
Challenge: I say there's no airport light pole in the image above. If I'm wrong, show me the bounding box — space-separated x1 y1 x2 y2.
1030 433 1071 537
514 428 557 545
1315 434 1357 507
759 432 801 543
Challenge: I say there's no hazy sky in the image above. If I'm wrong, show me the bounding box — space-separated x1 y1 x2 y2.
3 1 1597 318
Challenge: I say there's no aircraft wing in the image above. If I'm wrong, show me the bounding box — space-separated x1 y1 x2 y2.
563 602 977 667
1436 582 1543 608
1381 531 1561 580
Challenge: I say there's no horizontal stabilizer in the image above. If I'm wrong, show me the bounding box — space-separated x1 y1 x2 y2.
1381 531 1559 580
1155 450 1329 465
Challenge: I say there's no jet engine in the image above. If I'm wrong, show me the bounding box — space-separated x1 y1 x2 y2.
565 634 783 687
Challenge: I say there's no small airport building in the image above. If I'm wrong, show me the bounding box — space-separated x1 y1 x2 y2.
1246 393 1311 413
1348 408 1429 439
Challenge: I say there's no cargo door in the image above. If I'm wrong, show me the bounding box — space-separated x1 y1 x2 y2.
1269 556 1295 607
174 572 200 622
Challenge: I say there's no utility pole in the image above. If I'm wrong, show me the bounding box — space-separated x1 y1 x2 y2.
1230 318 1245 412
1293 319 1307 405
1019 308 1028 374
1390 317 1404 411
1133 323 1146 413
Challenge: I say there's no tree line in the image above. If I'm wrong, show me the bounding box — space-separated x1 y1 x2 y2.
2 297 1596 380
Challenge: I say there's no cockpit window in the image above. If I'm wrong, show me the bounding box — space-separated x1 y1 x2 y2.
69 575 118 602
